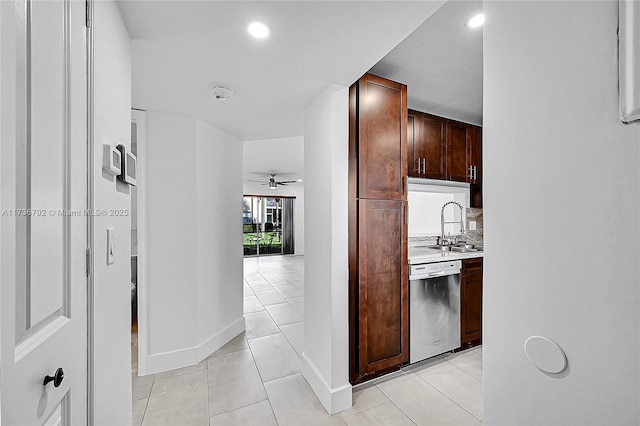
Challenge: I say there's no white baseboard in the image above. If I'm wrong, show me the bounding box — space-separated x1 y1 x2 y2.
142 317 245 375
301 353 352 415
143 344 198 375
197 317 245 361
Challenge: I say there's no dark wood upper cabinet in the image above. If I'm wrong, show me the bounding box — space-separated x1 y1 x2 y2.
470 126 483 208
408 110 446 180
407 111 418 177
408 110 483 207
446 120 472 182
460 258 483 349
357 74 407 200
421 114 446 179
357 199 408 377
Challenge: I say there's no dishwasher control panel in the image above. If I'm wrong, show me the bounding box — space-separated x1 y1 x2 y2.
409 261 461 280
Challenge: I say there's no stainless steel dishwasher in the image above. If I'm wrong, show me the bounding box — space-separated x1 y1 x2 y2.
409 260 461 364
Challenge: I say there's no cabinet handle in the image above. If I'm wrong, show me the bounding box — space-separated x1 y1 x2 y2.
422 158 426 175
473 165 477 181
415 159 420 174
468 166 473 180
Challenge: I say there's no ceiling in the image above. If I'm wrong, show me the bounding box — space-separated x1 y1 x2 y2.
119 1 483 182
119 1 447 142
370 0 483 125
243 136 304 182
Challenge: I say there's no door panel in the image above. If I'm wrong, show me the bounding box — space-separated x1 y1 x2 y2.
462 272 483 341
358 74 407 200
358 199 408 375
447 122 470 182
1 0 88 424
421 114 445 180
470 126 483 208
461 259 483 347
29 0 67 328
407 112 418 177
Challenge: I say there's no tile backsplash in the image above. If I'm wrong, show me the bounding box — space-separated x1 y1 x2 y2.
465 208 483 248
408 208 483 249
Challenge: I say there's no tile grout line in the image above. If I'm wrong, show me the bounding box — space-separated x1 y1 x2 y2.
372 382 419 426
208 397 270 421
140 375 155 426
412 370 483 422
206 352 211 425
339 394 389 419
245 265 303 425
447 358 483 383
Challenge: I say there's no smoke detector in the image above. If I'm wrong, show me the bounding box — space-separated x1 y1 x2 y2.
209 84 234 101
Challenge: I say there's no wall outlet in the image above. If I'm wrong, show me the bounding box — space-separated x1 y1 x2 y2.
469 221 477 231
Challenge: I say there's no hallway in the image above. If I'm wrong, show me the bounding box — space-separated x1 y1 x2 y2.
131 255 483 425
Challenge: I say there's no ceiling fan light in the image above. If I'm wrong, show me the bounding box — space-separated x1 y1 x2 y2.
269 181 277 189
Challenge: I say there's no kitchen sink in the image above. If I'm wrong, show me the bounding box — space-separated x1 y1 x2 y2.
450 246 478 253
420 245 478 253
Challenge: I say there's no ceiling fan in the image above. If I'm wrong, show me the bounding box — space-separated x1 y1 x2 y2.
248 174 297 190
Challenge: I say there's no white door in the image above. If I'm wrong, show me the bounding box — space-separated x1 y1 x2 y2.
1 0 89 424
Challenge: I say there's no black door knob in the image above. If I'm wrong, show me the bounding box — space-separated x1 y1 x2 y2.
43 368 64 387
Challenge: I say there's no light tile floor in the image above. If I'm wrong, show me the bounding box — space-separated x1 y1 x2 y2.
132 255 483 425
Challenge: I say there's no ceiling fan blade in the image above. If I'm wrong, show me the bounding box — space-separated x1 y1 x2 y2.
276 180 297 184
248 180 266 183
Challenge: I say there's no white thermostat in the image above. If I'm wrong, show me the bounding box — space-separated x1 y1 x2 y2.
117 144 137 186
102 144 122 176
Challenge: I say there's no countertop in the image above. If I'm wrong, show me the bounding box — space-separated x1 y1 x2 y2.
408 246 484 265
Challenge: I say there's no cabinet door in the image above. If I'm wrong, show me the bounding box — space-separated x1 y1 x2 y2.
407 111 419 178
470 126 483 207
358 74 407 200
461 259 483 348
358 199 408 377
446 121 472 182
420 114 446 179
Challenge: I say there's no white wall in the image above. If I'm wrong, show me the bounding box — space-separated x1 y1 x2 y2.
145 112 197 359
302 85 351 414
142 111 244 374
242 181 305 255
483 2 640 424
195 120 244 357
92 2 132 424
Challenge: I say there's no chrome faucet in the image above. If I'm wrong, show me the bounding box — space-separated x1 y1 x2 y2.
440 201 465 247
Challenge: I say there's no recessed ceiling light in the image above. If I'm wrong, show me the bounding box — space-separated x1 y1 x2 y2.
466 13 484 29
248 21 271 39
297 178 303 182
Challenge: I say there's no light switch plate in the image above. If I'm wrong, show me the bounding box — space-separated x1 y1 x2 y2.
469 221 477 231
107 228 115 264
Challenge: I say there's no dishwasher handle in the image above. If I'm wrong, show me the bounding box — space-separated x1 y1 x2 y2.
409 269 461 280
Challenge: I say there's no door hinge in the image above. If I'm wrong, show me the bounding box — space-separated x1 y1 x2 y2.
86 248 91 276
85 0 92 28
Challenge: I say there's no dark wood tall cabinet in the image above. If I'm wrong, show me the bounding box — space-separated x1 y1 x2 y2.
349 74 408 383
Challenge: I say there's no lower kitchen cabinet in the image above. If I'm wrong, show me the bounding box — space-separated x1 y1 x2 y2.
460 257 483 349
350 199 408 383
